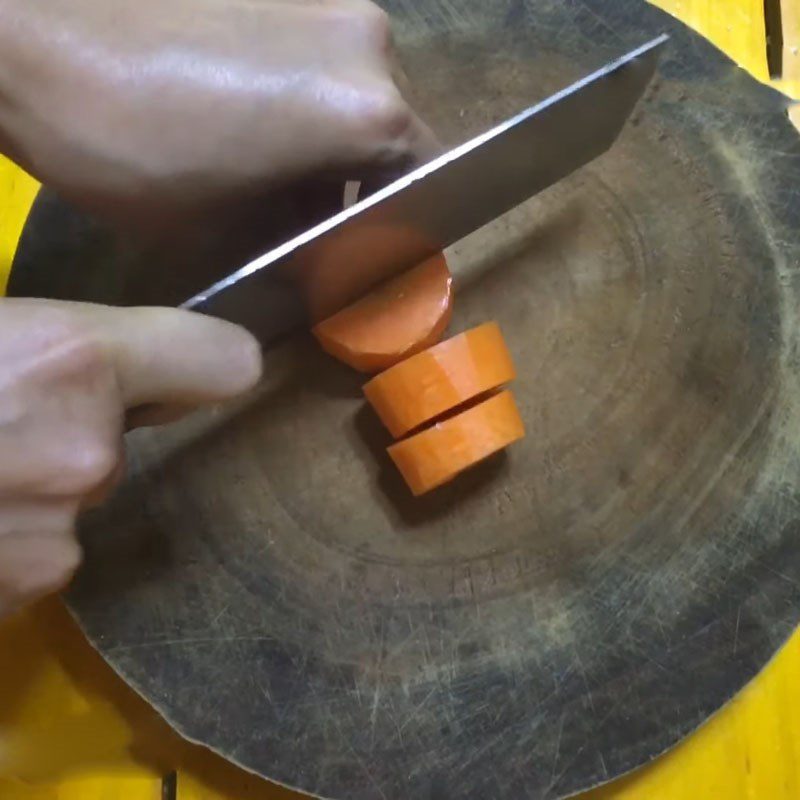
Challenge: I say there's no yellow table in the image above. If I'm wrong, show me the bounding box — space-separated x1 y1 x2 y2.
1 2 799 797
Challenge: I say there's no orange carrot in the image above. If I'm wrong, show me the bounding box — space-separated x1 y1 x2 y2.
363 322 515 438
298 225 435 322
312 253 452 373
387 390 525 495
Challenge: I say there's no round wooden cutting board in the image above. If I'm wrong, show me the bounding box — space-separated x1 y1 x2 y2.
9 1 800 798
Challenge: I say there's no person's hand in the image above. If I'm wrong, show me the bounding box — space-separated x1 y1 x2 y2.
0 0 437 228
0 298 261 617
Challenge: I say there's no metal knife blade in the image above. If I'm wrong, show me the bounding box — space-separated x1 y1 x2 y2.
182 34 667 338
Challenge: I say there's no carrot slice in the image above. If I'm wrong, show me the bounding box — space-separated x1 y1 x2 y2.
363 322 516 438
387 390 525 495
312 253 453 374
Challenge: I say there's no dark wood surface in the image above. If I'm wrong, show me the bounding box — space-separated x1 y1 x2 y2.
10 1 800 798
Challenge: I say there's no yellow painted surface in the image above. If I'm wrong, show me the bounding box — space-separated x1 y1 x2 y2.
656 0 771 80
0 157 38 294
0 2 799 798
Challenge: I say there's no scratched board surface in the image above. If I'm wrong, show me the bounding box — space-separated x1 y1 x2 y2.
10 0 800 798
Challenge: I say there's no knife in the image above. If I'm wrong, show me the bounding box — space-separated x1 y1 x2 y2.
182 34 668 339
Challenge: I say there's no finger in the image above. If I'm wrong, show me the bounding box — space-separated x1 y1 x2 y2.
386 52 443 165
354 117 440 199
349 90 441 195
0 533 80 616
0 314 124 497
94 306 263 408
0 501 80 617
80 454 127 510
404 110 442 165
0 300 260 495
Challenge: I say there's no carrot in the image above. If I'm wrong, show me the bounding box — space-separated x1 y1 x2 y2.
363 322 516 438
298 225 436 322
312 253 453 373
387 390 525 495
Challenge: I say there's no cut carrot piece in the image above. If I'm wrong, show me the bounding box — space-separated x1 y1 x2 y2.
364 322 516 438
388 390 525 495
312 253 453 373
298 226 435 321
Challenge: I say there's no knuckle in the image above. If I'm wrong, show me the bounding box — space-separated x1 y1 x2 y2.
36 537 82 596
81 457 126 510
329 1 390 46
359 90 415 145
238 334 264 391
65 440 120 494
31 313 109 384
54 330 109 381
358 85 399 131
359 3 390 37
0 531 82 609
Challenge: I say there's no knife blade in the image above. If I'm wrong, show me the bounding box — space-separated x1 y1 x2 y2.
182 34 667 338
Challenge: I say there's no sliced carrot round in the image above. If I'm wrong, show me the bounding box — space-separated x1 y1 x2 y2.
363 321 515 438
312 253 452 374
388 390 525 495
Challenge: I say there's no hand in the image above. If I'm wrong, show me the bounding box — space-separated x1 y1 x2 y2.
0 298 261 617
0 0 437 228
